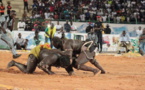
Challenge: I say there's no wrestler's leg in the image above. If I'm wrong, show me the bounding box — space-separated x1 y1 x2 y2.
7 54 37 73
90 59 106 74
79 65 100 75
37 55 57 74
74 51 91 69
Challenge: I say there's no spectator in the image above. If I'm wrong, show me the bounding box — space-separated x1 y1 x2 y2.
22 11 28 21
104 24 111 34
34 30 41 46
23 0 29 12
34 12 41 18
7 1 12 15
80 13 85 21
70 21 77 32
17 20 26 30
136 26 143 37
117 31 131 54
55 20 62 31
85 10 90 20
14 33 28 50
44 10 50 19
0 3 5 15
64 20 71 32
139 28 145 56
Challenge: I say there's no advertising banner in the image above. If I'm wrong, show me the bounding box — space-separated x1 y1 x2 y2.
0 31 139 52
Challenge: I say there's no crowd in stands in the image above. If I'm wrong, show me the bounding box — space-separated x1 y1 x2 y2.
28 0 145 23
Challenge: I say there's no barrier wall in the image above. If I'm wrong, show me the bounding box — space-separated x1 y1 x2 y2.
0 31 139 52
28 20 145 34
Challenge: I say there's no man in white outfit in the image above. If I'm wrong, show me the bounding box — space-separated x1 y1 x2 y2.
0 11 21 59
136 26 143 37
117 31 131 54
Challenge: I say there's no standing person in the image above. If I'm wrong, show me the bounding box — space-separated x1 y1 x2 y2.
0 3 5 15
55 20 62 32
7 1 12 15
23 0 29 12
0 14 21 59
95 19 104 53
64 20 71 33
139 28 145 56
34 30 41 46
45 23 56 48
70 21 77 32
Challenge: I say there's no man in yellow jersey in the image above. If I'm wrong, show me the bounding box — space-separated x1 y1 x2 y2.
45 23 56 48
7 43 72 75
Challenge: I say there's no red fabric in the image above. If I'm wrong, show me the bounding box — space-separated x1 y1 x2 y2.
7 6 12 10
49 6 55 12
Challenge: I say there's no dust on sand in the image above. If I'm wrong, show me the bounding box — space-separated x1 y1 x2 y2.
0 51 145 90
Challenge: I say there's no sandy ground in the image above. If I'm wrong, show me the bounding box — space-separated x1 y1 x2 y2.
0 51 145 90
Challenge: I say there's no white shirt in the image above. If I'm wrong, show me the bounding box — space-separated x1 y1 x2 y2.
18 22 26 29
44 12 50 19
102 16 107 22
80 14 85 21
16 38 25 46
71 25 77 31
55 24 62 30
35 14 41 18
136 29 143 36
119 34 130 42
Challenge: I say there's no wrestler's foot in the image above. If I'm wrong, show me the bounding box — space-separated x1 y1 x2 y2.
69 71 75 76
93 70 101 75
101 71 106 74
7 60 15 69
13 54 21 59
50 71 55 75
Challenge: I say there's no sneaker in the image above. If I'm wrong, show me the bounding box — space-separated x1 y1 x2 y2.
13 54 21 59
7 60 15 69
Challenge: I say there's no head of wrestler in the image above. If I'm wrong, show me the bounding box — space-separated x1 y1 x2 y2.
52 37 63 50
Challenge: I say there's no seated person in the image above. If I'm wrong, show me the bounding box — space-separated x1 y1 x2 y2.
139 28 145 56
14 33 28 50
117 31 132 54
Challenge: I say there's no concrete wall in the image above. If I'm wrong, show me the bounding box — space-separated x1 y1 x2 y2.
3 0 33 19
